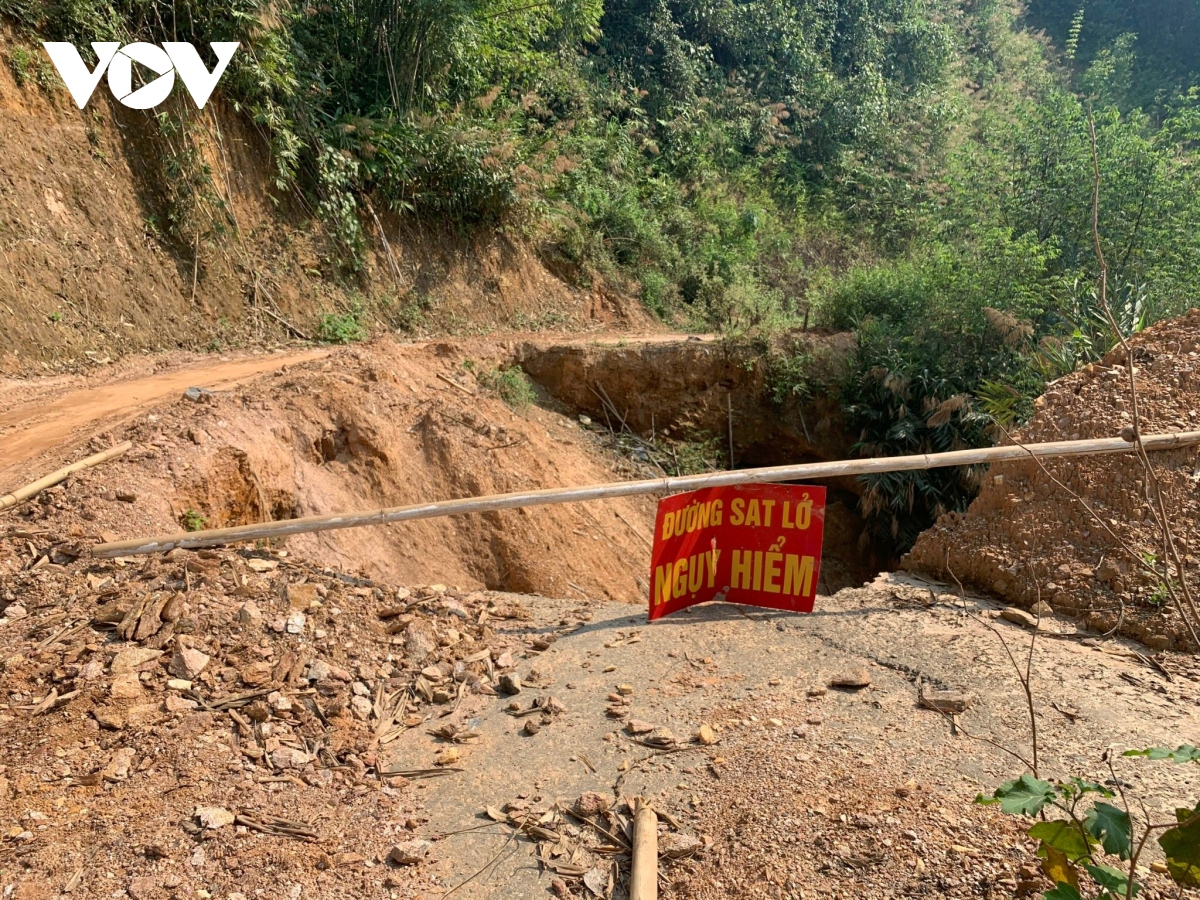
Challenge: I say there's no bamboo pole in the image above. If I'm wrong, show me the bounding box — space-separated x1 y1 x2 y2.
1 442 133 511
91 431 1200 558
630 798 658 900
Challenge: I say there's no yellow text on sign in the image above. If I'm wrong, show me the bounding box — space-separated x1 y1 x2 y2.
728 496 815 529
652 548 722 606
730 549 815 596
660 499 724 539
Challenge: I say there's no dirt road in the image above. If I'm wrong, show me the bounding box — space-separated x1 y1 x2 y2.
0 348 330 478
390 573 1200 898
0 331 722 484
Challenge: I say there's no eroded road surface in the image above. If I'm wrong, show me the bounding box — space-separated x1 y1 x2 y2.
0 348 329 478
384 573 1200 898
0 331 716 482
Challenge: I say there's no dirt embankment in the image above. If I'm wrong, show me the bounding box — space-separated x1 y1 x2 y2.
519 331 857 468
907 309 1200 649
2 335 664 601
0 34 647 375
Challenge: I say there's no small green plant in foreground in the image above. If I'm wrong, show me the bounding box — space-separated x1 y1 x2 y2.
182 509 207 532
978 745 1200 899
1148 582 1173 607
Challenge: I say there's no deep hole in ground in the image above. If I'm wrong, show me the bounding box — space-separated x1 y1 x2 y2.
517 334 894 593
24 334 894 603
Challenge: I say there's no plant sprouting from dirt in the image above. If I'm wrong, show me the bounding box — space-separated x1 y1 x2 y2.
7 46 59 90
945 563 1199 900
317 303 368 344
766 352 814 407
481 366 536 410
979 746 1200 899
182 509 207 532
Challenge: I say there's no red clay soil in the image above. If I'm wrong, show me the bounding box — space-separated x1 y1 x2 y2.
0 349 329 474
0 335 662 604
906 308 1200 649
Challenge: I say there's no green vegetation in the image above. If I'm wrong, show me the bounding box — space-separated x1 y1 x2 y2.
5 0 1200 552
980 746 1200 899
1026 0 1200 113
481 366 537 410
653 434 728 477
316 303 368 344
7 44 58 89
182 508 207 532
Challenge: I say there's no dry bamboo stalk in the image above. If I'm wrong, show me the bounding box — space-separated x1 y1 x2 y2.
1 441 133 510
91 431 1200 558
630 798 658 900
436 372 475 396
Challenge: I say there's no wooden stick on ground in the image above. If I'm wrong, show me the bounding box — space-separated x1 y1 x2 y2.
436 372 476 396
90 431 1200 558
630 797 658 900
1 442 133 511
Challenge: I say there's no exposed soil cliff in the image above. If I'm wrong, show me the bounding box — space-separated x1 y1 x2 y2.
0 38 648 375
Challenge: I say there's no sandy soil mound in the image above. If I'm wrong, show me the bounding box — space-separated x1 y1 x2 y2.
2 336 658 603
907 309 1200 649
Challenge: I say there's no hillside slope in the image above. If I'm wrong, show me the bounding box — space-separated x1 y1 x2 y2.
0 43 646 374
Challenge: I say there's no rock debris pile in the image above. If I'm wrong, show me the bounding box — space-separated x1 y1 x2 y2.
908 309 1200 648
0 531 537 899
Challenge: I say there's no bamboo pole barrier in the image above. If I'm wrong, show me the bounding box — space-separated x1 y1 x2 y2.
1 442 133 511
91 431 1200 558
629 798 658 900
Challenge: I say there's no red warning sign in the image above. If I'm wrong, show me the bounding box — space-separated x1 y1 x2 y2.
648 483 826 621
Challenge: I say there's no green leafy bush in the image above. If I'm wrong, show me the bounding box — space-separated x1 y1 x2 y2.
317 304 368 344
356 119 519 225
980 747 1200 899
182 509 208 532
481 366 537 410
